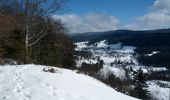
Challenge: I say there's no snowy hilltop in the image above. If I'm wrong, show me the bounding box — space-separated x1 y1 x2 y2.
0 64 138 100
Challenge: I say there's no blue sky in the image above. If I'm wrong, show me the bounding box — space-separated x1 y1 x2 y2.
66 0 154 23
54 0 170 33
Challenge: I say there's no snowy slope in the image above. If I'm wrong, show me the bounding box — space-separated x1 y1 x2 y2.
0 64 138 100
147 81 170 100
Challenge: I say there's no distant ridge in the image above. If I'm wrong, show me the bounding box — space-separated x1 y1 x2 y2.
70 28 170 47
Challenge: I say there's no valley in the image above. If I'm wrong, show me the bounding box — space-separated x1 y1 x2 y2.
75 40 170 100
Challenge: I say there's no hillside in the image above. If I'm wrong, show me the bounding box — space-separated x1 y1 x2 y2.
0 64 138 100
70 29 170 47
74 40 170 100
70 29 170 68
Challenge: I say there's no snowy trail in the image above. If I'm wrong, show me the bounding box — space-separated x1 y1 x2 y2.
0 65 139 100
13 66 32 100
0 65 32 100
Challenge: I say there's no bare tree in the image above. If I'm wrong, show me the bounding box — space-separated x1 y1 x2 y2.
9 0 66 62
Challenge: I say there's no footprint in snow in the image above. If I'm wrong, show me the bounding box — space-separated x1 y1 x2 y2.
2 95 9 100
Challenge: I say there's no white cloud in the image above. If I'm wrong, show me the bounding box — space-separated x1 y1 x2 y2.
125 12 170 30
54 0 170 33
152 0 170 13
53 13 119 33
125 0 170 30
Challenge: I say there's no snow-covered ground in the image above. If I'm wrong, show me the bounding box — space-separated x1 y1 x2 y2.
99 67 126 80
147 80 170 100
0 64 139 100
75 40 168 78
145 51 160 56
75 41 89 51
75 40 170 100
75 40 138 80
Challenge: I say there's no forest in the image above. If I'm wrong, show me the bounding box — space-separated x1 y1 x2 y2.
0 0 75 68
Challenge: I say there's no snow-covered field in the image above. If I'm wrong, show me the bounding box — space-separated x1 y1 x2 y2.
0 64 138 100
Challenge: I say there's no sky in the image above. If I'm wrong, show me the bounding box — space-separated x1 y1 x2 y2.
53 0 170 33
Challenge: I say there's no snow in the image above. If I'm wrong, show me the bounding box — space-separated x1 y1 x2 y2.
120 46 136 53
145 51 160 56
75 40 138 80
94 40 122 49
98 67 126 80
148 67 168 72
0 64 138 100
75 40 170 100
147 81 170 100
76 57 98 67
75 41 89 50
109 43 122 49
95 40 108 48
100 56 115 65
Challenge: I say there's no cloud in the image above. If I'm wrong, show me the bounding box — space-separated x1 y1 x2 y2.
125 12 170 30
125 0 170 30
53 13 119 33
152 0 170 13
54 0 170 33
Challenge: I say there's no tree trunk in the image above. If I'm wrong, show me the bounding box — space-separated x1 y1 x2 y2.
25 25 29 63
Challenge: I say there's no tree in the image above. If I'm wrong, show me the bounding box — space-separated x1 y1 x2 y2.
0 0 66 62
21 0 66 62
0 0 75 68
99 60 104 67
133 68 151 100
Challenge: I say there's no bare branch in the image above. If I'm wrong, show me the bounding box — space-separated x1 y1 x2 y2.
28 30 44 40
28 32 49 47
